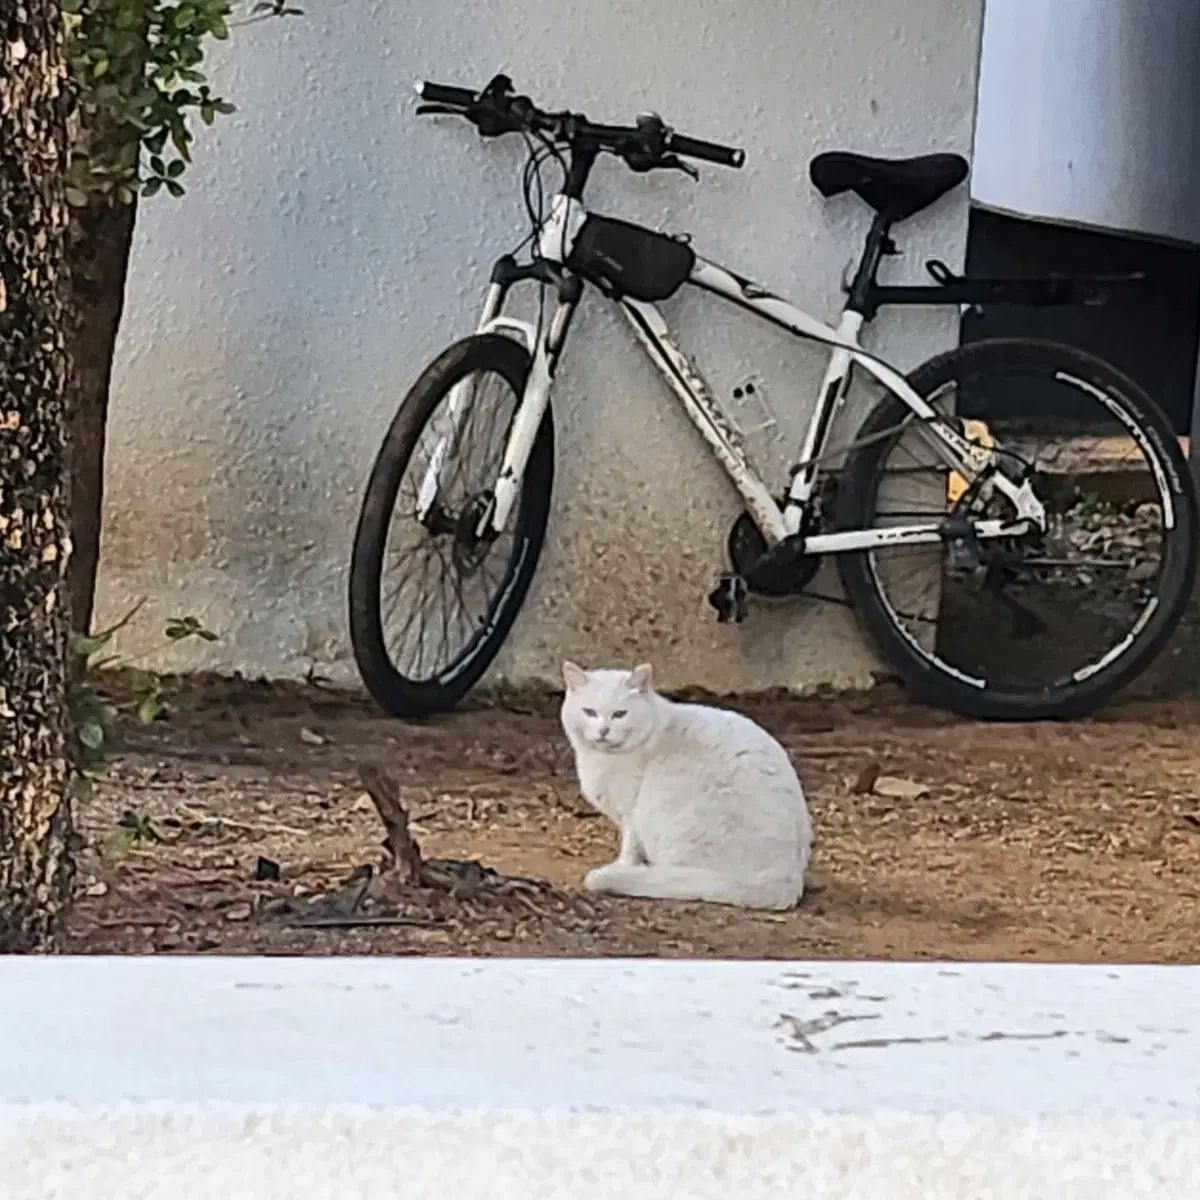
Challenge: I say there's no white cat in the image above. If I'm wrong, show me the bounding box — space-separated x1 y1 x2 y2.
560 661 812 911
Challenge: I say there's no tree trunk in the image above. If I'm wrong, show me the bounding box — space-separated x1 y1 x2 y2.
0 0 78 951
64 197 138 638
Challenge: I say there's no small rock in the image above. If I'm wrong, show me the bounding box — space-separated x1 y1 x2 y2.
873 775 930 800
492 928 514 941
224 903 253 922
84 880 108 897
253 856 281 882
299 726 326 746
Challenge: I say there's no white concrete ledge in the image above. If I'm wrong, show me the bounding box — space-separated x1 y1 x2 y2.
2 957 1198 1198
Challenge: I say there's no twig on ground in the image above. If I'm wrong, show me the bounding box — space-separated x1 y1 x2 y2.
265 763 600 928
175 802 309 839
359 763 425 886
292 914 445 929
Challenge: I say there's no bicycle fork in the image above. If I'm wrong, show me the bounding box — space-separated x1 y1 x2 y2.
414 282 505 524
415 259 581 539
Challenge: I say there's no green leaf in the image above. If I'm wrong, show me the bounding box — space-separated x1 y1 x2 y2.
65 186 91 208
211 16 228 37
171 127 192 162
137 694 163 725
141 177 162 197
165 179 184 198
145 129 169 155
166 158 185 178
70 628 114 658
78 720 106 750
166 616 199 639
200 104 215 125
92 57 110 77
122 667 156 694
214 99 236 115
117 810 163 845
149 154 165 176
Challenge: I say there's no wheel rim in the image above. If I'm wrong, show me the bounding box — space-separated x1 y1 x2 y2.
862 364 1176 697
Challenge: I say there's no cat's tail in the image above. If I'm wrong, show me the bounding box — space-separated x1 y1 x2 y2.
585 863 803 912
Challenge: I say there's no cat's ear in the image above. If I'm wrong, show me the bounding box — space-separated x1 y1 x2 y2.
626 662 654 693
562 660 588 692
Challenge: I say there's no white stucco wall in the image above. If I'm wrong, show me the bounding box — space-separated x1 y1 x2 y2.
97 0 984 693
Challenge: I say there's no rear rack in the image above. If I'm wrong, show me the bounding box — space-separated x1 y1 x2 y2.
862 259 1146 321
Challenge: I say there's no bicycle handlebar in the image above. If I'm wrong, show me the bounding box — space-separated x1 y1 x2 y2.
419 81 480 108
667 132 744 169
414 74 746 172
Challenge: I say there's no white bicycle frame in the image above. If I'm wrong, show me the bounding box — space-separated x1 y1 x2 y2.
417 193 1047 552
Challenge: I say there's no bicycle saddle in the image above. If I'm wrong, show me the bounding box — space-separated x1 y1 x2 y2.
809 151 969 221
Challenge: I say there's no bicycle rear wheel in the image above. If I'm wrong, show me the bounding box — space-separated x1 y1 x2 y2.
348 333 554 718
835 338 1197 720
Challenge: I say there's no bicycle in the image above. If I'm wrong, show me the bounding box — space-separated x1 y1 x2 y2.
349 73 1197 722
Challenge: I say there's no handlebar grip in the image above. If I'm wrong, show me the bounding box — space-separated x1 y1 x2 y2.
416 80 478 108
668 132 745 169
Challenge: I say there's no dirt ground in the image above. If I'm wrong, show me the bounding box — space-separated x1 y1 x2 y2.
64 676 1200 963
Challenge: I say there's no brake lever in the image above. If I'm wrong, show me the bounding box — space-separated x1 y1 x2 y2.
661 154 699 180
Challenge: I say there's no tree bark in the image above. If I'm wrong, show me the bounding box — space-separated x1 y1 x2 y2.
0 0 78 951
64 197 137 638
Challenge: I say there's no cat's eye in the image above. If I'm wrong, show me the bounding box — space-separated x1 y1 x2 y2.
611 709 627 719
582 707 597 717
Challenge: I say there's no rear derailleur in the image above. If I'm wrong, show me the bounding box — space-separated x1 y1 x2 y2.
942 515 1047 639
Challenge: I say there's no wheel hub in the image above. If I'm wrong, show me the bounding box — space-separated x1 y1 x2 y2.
452 492 497 572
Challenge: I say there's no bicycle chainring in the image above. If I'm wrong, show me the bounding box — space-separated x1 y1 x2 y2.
727 511 822 596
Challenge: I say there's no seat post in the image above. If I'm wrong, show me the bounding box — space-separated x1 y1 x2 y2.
845 208 898 318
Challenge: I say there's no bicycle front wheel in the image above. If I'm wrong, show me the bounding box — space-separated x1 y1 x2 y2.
835 338 1197 720
348 333 554 718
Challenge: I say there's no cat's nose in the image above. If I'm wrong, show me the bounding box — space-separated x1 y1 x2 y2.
597 724 610 740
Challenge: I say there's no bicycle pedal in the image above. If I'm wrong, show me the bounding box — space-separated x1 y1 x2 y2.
707 573 749 624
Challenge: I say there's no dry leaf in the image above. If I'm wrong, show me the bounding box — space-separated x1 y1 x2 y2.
299 726 326 746
224 902 253 922
873 775 929 800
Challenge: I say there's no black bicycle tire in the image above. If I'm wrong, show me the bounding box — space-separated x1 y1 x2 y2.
348 333 554 718
835 337 1198 720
